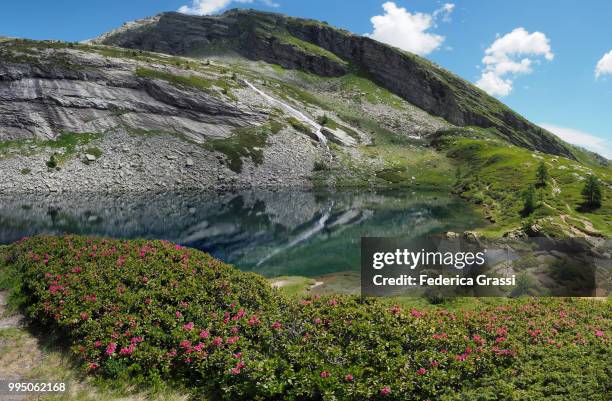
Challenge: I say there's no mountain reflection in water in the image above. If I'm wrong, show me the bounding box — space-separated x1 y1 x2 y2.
0 189 485 277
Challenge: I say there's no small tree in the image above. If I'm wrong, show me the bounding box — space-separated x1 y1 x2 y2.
581 175 602 209
522 185 536 216
536 161 549 187
46 153 58 169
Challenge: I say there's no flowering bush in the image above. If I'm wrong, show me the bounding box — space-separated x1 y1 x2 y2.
1 236 610 400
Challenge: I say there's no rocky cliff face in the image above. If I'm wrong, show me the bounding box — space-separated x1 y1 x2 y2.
0 41 263 141
93 8 575 159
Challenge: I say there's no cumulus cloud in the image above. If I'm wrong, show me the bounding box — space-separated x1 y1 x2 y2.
540 123 611 159
476 27 554 97
366 2 454 56
595 50 612 78
178 0 278 16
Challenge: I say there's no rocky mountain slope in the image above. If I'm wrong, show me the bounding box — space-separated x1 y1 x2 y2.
92 8 577 159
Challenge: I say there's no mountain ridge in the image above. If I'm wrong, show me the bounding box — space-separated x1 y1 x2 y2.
92 8 579 160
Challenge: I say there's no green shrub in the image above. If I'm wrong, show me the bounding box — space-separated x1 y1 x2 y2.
1 236 610 400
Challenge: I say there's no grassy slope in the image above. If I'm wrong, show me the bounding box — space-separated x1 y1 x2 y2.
433 128 612 237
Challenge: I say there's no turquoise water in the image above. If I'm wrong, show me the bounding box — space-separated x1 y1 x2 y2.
0 189 485 277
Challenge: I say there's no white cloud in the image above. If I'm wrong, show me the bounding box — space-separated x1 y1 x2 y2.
366 2 454 56
540 123 611 159
433 3 455 22
178 0 279 16
476 71 513 97
476 27 553 97
595 50 612 78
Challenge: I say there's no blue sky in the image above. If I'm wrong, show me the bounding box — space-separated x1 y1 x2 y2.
1 0 611 157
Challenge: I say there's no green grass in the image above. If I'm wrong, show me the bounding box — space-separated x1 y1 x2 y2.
135 67 237 100
272 31 348 66
434 128 612 236
338 73 406 109
204 125 271 173
0 132 103 164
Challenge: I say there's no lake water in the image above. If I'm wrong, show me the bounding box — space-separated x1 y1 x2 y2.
0 189 485 277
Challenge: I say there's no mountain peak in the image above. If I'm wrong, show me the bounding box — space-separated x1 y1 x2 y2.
91 9 576 159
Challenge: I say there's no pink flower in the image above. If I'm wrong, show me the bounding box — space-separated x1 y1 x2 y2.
142 276 149 284
320 371 330 378
495 337 506 344
345 374 354 382
88 362 99 370
328 299 338 306
236 360 245 369
595 330 604 337
179 340 192 349
144 298 152 305
194 342 205 352
175 245 182 250
496 326 508 336
119 345 135 355
183 322 194 331
430 360 439 367
231 367 241 375
175 311 183 318
389 305 401 315
226 336 240 344
80 312 89 320
212 337 223 347
411 309 423 318
417 367 427 375
380 386 391 396
248 315 260 327
271 321 282 330
200 330 210 339
94 340 102 348
105 342 117 356
130 336 144 344
314 317 322 325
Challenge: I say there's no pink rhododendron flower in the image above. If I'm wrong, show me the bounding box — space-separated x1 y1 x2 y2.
183 322 194 331
320 371 330 378
179 340 192 349
345 374 354 382
411 309 424 318
271 321 282 330
94 340 102 348
328 299 338 306
200 330 210 339
175 311 183 318
80 312 89 320
417 368 427 375
212 337 223 346
105 342 117 355
231 367 241 375
380 386 391 395
88 363 99 370
389 305 401 315
120 344 135 355
595 330 604 337
430 360 439 367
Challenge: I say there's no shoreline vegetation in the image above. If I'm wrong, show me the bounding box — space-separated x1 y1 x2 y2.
1 235 609 400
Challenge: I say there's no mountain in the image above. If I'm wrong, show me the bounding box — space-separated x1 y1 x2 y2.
91 8 575 159
0 10 610 237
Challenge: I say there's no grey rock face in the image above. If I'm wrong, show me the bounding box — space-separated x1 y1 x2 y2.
0 45 265 141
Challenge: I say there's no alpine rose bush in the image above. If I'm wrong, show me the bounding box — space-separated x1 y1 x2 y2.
1 236 610 400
